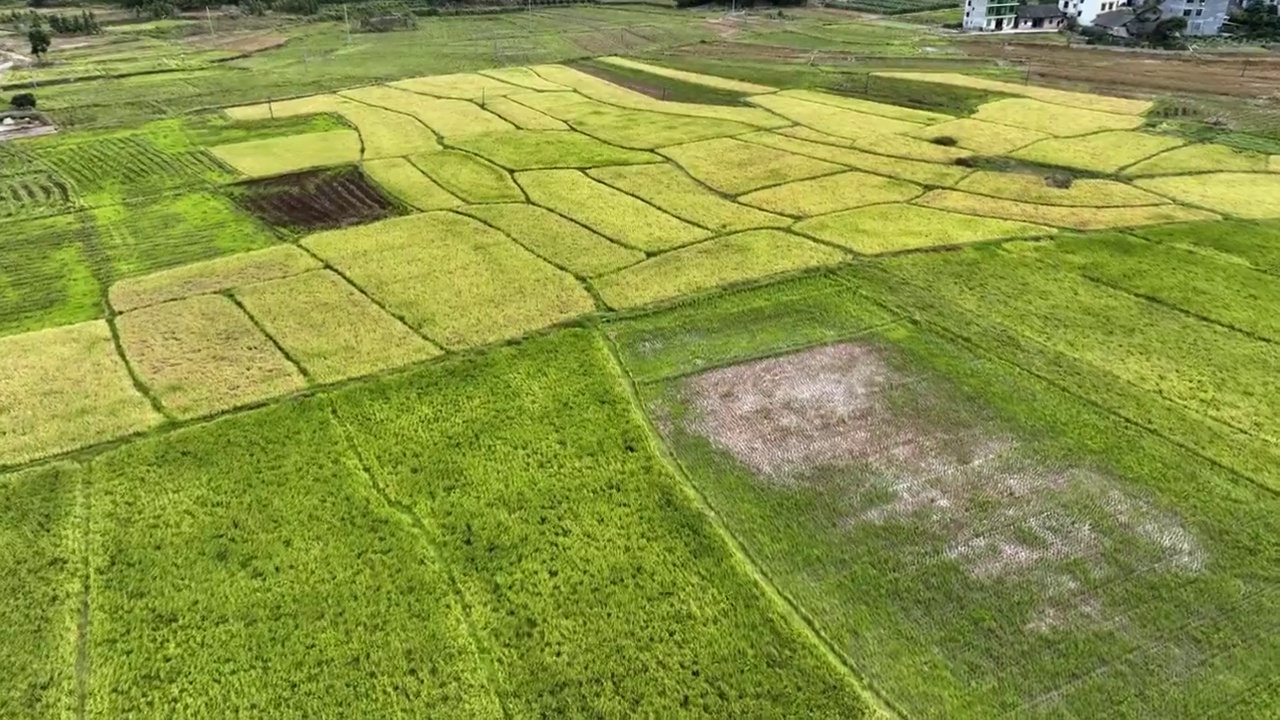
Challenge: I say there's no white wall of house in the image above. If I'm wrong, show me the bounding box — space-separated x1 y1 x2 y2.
1060 0 1127 25
1165 0 1231 35
963 0 1020 30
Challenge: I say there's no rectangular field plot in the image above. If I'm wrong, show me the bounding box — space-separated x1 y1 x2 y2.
593 230 846 309
740 170 923 217
333 102 439 160
659 137 843 195
446 130 656 170
510 92 755 149
972 98 1143 137
516 169 709 252
795 203 1052 254
34 133 234 198
478 66 569 91
745 131 972 186
303 212 595 349
955 171 1169 207
361 157 460 211
748 94 924 140
599 56 776 93
339 85 513 137
232 167 405 233
915 190 1220 230
1011 131 1184 174
389 71 523 100
459 203 643 277
587 163 789 233
235 270 441 383
116 294 306 418
909 117 1049 155
109 245 320 312
1135 172 1280 219
478 97 568 130
775 88 951 124
409 150 523 204
0 321 161 465
874 71 1154 115
0 213 101 338
1124 143 1274 177
211 130 361 178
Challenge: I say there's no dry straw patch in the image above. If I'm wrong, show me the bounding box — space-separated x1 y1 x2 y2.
459 203 644 277
478 66 570 92
389 72 523 100
659 137 842 195
1011 131 1184 174
587 163 790 233
362 157 461 211
234 270 441 383
909 118 1048 155
795 203 1051 254
1134 172 1280 219
599 56 776 94
1124 143 1274 176
739 171 923 217
745 131 971 187
973 98 1143 137
0 321 160 465
116 295 305 419
211 130 361 178
339 85 513 136
109 245 321 313
776 89 951 124
871 72 1153 115
956 171 1169 207
480 97 569 130
748 94 923 140
916 189 1220 229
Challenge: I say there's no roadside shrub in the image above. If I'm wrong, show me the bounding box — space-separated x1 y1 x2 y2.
10 93 36 110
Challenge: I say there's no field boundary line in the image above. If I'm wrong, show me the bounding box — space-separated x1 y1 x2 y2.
730 129 964 192
337 92 447 146
596 328 903 720
101 298 173 422
223 291 314 383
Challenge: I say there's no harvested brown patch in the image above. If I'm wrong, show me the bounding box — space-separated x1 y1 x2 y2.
233 166 404 232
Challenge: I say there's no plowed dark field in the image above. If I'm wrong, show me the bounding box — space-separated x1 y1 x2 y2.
234 166 404 232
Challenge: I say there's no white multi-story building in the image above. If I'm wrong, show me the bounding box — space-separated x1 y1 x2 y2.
1059 0 1128 25
1162 0 1231 35
968 0 1231 34
963 0 1021 30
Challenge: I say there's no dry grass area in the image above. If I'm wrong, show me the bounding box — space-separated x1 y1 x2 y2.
109 245 321 313
0 321 160 465
116 295 306 419
916 190 1220 230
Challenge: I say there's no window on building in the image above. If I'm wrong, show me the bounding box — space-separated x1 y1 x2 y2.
1182 8 1192 15
1195 8 1203 14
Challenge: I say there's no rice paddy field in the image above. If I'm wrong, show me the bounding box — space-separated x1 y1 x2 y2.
2 6 1279 719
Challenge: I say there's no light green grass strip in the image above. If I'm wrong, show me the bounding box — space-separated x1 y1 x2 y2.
211 130 361 178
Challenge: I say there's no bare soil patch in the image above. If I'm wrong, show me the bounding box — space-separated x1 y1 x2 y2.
233 166 404 232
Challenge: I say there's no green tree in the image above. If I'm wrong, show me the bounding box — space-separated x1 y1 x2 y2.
27 27 51 58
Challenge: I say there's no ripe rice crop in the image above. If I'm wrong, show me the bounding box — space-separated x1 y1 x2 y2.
459 203 643 277
109 245 320 313
446 130 657 170
776 88 952 124
390 72 522 101
587 163 790 233
479 97 568 130
0 321 160 465
658 137 842 195
973 98 1143 137
0 213 100 337
0 173 78 221
510 92 754 149
516 169 709 251
211 130 361 178
1135 218 1280 275
748 94 923 140
409 150 523 204
598 56 776 93
872 71 1153 115
332 102 438 160
795 203 1051 254
303 212 595 349
339 85 513 137
234 270 440 383
743 131 971 186
776 126 971 163
740 171 923 217
1124 143 1274 176
1135 172 1280 219
362 157 460 211
956 171 1169 207
478 66 570 91
1011 131 1184 174
116 294 306 418
916 189 1219 229
593 230 847 309
221 93 348 121
909 118 1048 155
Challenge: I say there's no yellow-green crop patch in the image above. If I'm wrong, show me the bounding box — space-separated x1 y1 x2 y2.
748 94 923 140
333 102 438 159
446 130 657 170
743 131 971 186
478 66 570 91
908 118 1048 155
775 126 970 163
956 171 1169 207
211 130 361 178
480 97 569 130
1011 131 1184 174
459 203 644 277
339 86 513 136
222 93 348 121
0 321 160 465
871 71 1153 115
973 98 1143 137
658 137 842 195
739 170 923 217
1134 172 1280 219
116 294 305 419
1272 155 1280 172
915 189 1220 229
593 230 846 309
1124 143 1275 176
409 150 523 203
109 245 321 313
516 169 709 252
510 92 754 149
795 203 1052 254
389 72 523 100
303 212 595 349
587 163 790 233
598 56 776 93
776 89 952 124
362 157 461 211
234 270 441 383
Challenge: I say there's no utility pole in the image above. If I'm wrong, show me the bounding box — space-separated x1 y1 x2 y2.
205 7 214 36
343 4 351 44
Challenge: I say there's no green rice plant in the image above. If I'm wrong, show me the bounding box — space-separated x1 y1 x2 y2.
587 163 790 233
871 71 1153 115
211 130 362 178
458 203 643 278
1124 143 1274 177
509 91 755 149
776 88 952 124
390 72 524 101
0 321 161 465
598 56 776 93
34 133 233 198
748 94 924 140
742 131 971 186
446 130 657 170
1134 218 1280 274
116 294 306 419
478 66 570 91
339 86 514 137
303 212 595 349
0 173 79 222
479 97 569 131
362 157 461 211
956 171 1169 207
1010 131 1184 174
0 213 101 338
593 230 847 309
915 189 1219 229
408 150 523 204
908 118 1048 155
795 203 1051 254
1135 172 1280 219
109 245 321 313
973 98 1144 137
739 170 923 217
658 137 843 195
234 270 441 383
516 169 709 252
